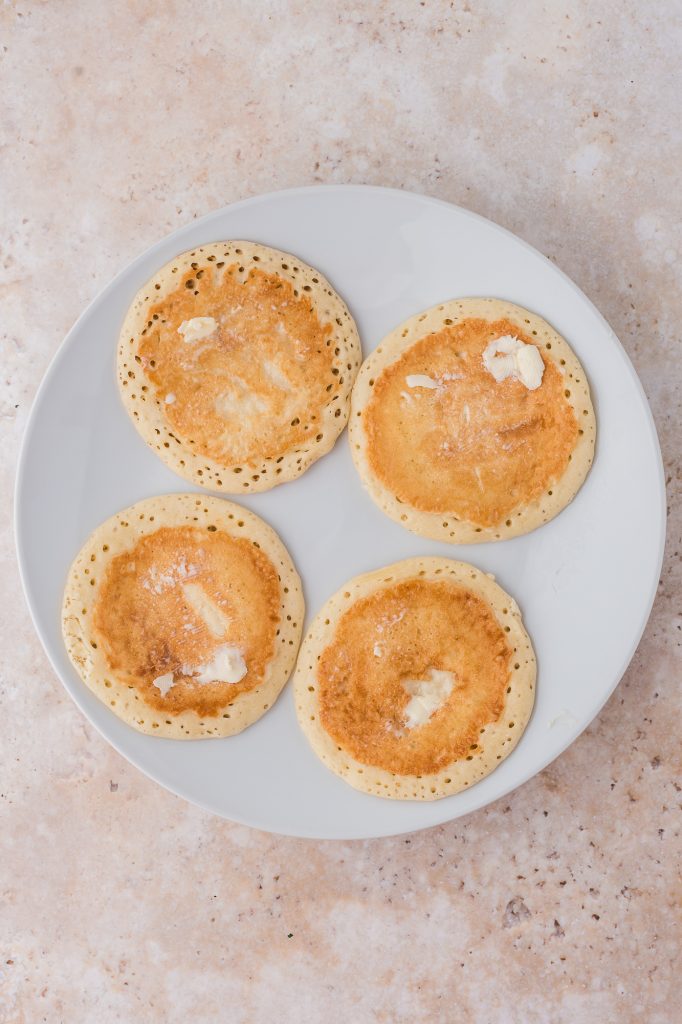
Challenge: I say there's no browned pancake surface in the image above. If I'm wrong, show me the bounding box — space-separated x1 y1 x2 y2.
137 263 336 469
94 525 280 718
363 317 580 527
316 578 511 776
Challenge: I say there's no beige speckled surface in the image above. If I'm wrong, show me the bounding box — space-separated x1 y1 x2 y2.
1 3 680 1021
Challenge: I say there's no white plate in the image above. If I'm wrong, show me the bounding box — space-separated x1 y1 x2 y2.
15 186 665 839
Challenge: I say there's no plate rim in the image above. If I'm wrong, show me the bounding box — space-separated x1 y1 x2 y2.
14 183 667 839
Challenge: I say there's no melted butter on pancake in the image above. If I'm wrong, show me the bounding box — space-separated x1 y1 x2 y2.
406 373 438 389
152 671 175 696
182 643 247 685
402 669 456 729
178 316 218 343
138 265 336 466
153 643 246 697
364 317 579 528
316 578 511 776
482 334 545 389
93 525 280 718
181 582 230 637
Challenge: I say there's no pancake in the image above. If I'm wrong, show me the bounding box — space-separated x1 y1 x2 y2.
349 298 596 542
118 242 361 492
294 557 535 800
62 494 304 738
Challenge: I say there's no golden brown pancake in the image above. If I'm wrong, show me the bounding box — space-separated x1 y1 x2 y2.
118 241 361 492
349 298 596 542
62 494 304 738
294 558 535 800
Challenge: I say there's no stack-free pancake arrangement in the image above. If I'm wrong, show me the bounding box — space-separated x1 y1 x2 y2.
63 494 303 738
117 242 361 492
63 240 596 801
293 558 535 799
349 297 595 543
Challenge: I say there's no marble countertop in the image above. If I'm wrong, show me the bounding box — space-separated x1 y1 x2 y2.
1 3 679 1021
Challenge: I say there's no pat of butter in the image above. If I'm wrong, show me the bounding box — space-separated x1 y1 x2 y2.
184 644 247 685
178 316 218 343
152 672 175 696
402 668 455 728
406 374 438 389
482 335 544 390
181 583 230 638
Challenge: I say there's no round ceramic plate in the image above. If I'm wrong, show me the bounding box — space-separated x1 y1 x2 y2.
15 186 665 839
